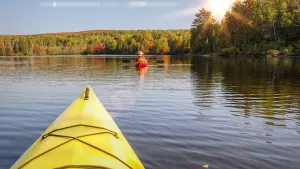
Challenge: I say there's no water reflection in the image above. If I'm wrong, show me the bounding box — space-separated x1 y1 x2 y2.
136 67 147 77
1 55 299 126
191 56 300 128
1 55 300 169
2 56 299 126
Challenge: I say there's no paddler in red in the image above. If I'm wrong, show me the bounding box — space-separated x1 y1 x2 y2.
136 51 147 66
136 51 144 62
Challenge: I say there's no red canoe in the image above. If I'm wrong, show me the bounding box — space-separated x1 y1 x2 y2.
135 62 147 68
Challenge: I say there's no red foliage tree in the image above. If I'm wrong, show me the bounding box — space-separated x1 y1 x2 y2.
33 44 39 55
148 42 154 49
90 43 105 54
161 47 167 53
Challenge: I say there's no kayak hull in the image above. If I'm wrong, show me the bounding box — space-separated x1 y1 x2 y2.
11 86 144 169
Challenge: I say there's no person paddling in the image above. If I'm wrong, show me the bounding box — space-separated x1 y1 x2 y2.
136 51 144 62
136 51 147 68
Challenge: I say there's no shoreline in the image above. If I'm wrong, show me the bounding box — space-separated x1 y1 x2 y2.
1 53 299 58
0 54 179 58
184 53 300 58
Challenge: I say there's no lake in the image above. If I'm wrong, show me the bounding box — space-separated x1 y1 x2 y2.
0 55 300 169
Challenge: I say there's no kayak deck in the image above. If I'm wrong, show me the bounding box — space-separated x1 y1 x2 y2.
11 86 144 169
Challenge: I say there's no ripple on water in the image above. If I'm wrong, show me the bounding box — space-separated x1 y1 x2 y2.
1 56 300 169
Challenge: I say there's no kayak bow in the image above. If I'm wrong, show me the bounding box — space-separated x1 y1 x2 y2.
11 86 145 169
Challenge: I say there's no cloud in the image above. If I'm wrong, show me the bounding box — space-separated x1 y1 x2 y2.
128 1 177 7
102 2 120 8
162 6 200 19
40 1 176 8
41 1 102 7
162 0 235 21
174 7 200 17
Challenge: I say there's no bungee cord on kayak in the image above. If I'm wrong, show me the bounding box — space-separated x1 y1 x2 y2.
41 124 118 140
18 124 133 169
55 165 112 169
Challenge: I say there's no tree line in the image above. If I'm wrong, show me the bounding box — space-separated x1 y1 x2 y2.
1 0 299 57
191 0 300 56
0 30 191 56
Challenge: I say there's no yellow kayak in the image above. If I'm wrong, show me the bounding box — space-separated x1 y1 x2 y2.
11 86 145 169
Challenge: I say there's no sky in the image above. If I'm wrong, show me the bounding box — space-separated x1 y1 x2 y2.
0 0 235 35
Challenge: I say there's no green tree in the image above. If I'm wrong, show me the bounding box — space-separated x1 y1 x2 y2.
156 37 170 54
191 8 219 53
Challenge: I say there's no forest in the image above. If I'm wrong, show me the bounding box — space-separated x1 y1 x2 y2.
0 30 191 56
0 0 299 57
191 0 300 56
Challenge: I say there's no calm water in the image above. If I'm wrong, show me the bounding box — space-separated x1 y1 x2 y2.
0 56 300 169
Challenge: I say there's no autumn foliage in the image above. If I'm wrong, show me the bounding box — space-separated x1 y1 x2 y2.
90 43 105 54
0 30 191 56
33 44 39 55
191 0 300 55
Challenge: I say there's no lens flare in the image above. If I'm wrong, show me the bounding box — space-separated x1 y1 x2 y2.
205 0 235 20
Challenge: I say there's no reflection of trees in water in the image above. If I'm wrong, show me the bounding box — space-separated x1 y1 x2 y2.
191 56 300 126
1 55 193 79
191 57 223 109
1 56 111 79
170 55 192 65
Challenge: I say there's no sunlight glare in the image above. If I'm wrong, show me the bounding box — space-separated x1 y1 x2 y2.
205 0 234 20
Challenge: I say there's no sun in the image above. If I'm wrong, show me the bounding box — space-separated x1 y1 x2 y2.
205 0 234 20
